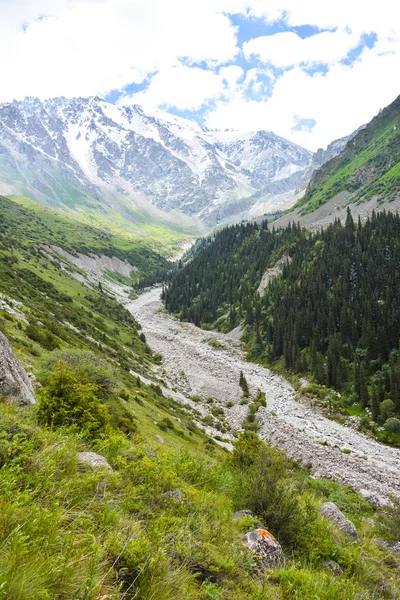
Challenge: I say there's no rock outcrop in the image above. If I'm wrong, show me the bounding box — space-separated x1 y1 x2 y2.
0 332 36 405
322 560 344 577
376 539 400 559
244 528 285 571
77 452 113 473
320 502 359 540
233 510 257 520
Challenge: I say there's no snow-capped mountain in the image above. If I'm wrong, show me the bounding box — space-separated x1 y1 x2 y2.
0 96 313 225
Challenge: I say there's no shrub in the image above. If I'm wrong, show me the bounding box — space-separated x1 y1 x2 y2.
37 361 110 436
231 434 334 560
256 389 267 407
160 417 174 430
380 399 395 421
41 350 116 400
25 323 60 350
384 417 400 433
378 495 400 541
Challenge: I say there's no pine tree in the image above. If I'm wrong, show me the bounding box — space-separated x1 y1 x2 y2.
371 384 380 422
360 364 370 408
354 361 361 400
239 371 249 396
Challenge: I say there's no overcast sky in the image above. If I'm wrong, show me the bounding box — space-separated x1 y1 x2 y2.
1 0 400 150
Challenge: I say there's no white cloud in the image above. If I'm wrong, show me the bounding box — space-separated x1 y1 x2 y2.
205 39 400 150
127 66 224 111
1 0 399 153
219 65 244 88
243 0 400 38
0 0 238 102
244 30 361 68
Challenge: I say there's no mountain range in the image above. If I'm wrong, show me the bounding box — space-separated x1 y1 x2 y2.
0 96 353 228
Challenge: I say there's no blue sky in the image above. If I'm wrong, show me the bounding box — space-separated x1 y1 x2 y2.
2 0 400 150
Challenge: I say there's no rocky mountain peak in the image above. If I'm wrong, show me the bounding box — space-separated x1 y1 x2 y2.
0 95 350 226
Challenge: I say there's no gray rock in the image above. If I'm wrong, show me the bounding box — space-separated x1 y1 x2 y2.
0 332 36 405
386 541 400 557
320 502 359 540
155 435 165 444
77 452 112 473
233 510 257 520
161 490 185 503
359 488 387 508
27 372 42 389
244 528 285 571
322 560 344 577
376 539 400 558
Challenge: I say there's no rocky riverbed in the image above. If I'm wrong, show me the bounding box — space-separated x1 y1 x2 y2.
127 287 400 505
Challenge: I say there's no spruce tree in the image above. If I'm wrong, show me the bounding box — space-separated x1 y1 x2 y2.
371 384 380 422
360 364 370 409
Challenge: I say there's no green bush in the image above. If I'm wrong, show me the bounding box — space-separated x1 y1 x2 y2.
25 323 60 350
380 399 395 421
41 350 116 400
37 361 110 436
384 417 400 433
231 434 334 562
378 495 400 541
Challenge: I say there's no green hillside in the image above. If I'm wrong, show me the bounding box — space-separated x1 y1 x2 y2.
296 95 400 214
2 175 400 599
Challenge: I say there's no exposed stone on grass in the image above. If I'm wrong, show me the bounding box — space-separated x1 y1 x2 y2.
77 452 113 473
322 560 344 577
320 502 359 540
0 332 36 405
244 528 285 571
233 510 257 520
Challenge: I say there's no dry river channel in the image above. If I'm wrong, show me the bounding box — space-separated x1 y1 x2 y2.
127 287 400 506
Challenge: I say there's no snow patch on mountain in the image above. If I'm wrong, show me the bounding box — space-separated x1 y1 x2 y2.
0 96 316 225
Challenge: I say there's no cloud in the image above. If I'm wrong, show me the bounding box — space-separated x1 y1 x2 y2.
219 65 244 88
0 0 238 102
205 39 400 150
126 66 225 111
1 0 399 152
244 0 400 38
244 30 361 68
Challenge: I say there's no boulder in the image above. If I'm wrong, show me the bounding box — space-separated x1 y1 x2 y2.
376 539 400 558
320 502 358 540
322 560 344 577
162 489 185 503
244 528 285 571
233 510 257 520
0 332 36 405
155 435 165 444
77 452 113 473
359 488 387 508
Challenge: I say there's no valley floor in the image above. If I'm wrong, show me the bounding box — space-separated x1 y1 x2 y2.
128 287 400 506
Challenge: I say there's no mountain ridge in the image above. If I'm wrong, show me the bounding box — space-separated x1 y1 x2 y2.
0 95 313 226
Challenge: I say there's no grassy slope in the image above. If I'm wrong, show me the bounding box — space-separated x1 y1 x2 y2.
1 196 400 599
296 95 400 214
1 195 172 282
8 194 202 258
4 402 396 600
0 193 211 445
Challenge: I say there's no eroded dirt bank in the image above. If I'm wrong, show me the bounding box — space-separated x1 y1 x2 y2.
128 287 400 505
